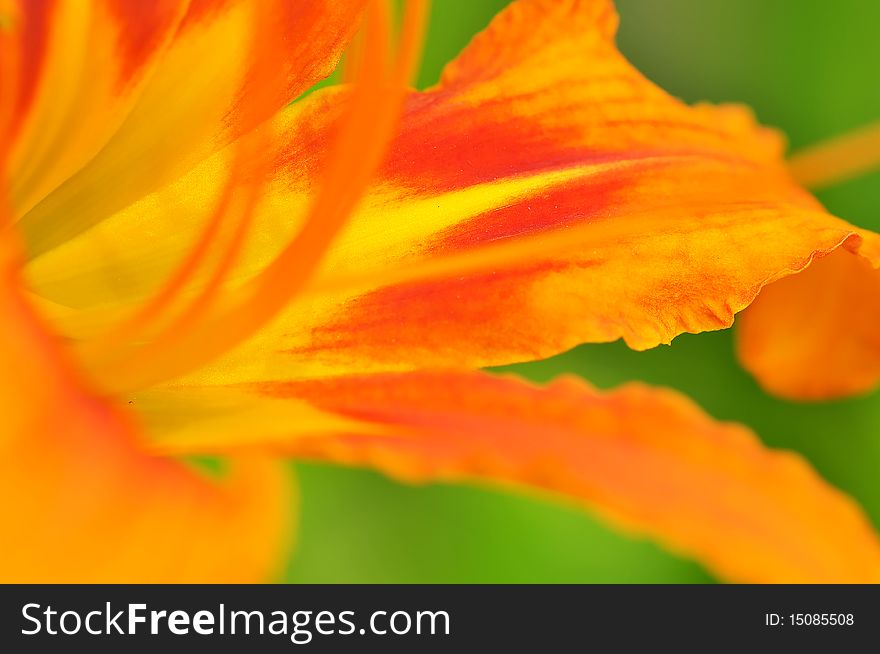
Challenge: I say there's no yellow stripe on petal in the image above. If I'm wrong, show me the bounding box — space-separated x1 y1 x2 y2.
26 0 879 387
15 0 366 258
136 384 376 454
155 370 880 583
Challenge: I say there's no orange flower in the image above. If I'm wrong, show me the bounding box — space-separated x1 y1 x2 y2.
1 0 879 582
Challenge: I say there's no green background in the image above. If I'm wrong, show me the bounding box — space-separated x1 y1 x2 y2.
285 0 880 583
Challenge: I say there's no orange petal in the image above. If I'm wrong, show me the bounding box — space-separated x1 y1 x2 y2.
208 0 874 379
0 271 292 583
7 0 188 220
272 0 867 373
737 246 880 400
229 370 880 584
26 0 876 385
11 0 365 258
268 0 880 377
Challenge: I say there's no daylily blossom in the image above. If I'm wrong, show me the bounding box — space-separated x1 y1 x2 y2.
2 0 880 583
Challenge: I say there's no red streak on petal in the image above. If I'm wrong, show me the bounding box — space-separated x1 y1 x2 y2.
11 0 53 139
288 175 630 363
274 94 610 196
380 98 590 192
291 268 540 363
105 0 179 88
429 170 630 252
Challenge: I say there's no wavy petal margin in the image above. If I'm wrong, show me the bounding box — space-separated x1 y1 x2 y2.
145 371 880 584
27 0 880 388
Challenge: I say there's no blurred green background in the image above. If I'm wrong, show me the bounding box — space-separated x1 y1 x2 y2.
285 0 880 583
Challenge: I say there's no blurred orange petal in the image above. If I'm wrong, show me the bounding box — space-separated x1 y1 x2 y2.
0 273 292 583
12 0 365 258
737 246 880 400
161 370 880 584
4 0 879 585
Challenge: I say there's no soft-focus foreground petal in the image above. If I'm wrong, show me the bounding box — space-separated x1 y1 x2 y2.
27 0 880 384
0 270 292 582
6 0 185 221
737 245 880 400
11 0 365 258
149 371 880 584
735 123 880 401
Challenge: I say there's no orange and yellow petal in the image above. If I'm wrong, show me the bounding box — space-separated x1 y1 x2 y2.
8 0 365 258
268 0 877 374
27 0 879 385
151 370 880 584
0 270 292 583
737 246 880 400
5 0 185 217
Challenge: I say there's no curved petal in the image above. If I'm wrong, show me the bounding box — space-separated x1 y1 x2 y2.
26 0 879 384
0 274 292 582
148 371 880 584
6 0 186 217
11 0 365 257
737 246 880 400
